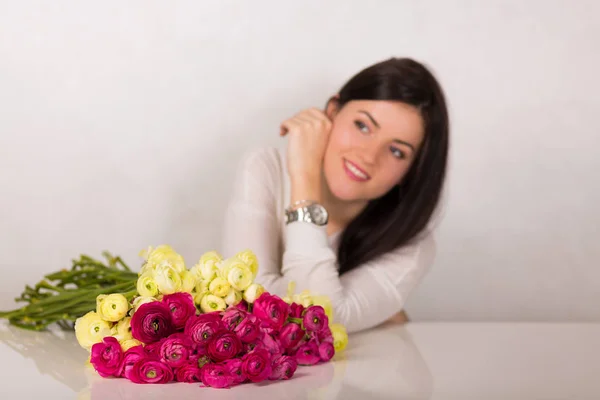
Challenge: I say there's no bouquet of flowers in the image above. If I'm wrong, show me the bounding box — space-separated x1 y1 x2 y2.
1 245 348 389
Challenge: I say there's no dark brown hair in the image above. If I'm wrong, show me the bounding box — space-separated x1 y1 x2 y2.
333 57 449 275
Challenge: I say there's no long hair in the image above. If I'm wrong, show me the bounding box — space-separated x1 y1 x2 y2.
334 57 449 275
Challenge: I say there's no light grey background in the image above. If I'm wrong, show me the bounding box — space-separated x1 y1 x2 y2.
1 1 598 321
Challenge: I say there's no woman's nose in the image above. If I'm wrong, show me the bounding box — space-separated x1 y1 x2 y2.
359 141 379 166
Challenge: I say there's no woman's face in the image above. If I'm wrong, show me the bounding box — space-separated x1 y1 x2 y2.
323 99 425 203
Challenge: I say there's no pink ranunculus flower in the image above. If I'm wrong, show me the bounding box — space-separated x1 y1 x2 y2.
302 305 328 333
207 331 243 362
175 362 202 383
279 322 303 349
269 354 298 380
185 312 225 347
318 341 335 362
289 302 305 318
295 340 320 365
315 325 334 344
252 293 289 331
200 363 231 388
118 345 146 380
222 307 248 331
131 301 175 344
189 342 207 362
159 333 194 368
90 336 123 377
258 330 283 356
130 358 174 384
223 358 246 385
234 300 249 312
234 314 260 343
144 338 165 357
161 292 197 330
241 348 272 383
243 341 262 354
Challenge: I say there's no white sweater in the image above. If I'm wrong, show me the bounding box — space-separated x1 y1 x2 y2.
221 146 437 333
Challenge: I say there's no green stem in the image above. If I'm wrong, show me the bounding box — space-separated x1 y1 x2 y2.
1 250 139 331
115 257 132 271
0 281 136 318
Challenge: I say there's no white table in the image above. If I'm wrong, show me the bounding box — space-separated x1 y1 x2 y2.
1 321 599 399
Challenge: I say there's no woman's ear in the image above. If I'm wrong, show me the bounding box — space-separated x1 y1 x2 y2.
325 95 341 120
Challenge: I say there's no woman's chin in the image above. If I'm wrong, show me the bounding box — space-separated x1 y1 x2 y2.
328 183 366 203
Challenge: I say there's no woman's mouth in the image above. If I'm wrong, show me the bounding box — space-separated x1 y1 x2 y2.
343 159 371 182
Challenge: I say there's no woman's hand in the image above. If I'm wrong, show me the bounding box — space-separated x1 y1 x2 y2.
280 108 333 204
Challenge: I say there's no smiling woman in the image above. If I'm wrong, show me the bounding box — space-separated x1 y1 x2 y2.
221 57 449 333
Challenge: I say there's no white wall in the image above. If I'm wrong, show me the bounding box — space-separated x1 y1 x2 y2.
1 1 598 321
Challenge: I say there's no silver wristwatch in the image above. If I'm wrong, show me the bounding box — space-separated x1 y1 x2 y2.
285 202 329 226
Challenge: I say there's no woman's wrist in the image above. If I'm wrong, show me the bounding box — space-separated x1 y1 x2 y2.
290 174 323 206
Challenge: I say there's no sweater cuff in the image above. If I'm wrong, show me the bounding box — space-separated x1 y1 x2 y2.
284 221 329 255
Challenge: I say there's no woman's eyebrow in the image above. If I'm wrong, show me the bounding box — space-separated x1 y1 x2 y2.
358 110 379 128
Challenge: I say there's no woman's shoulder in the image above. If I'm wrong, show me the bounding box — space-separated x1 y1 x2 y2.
232 145 288 200
234 145 287 182
237 145 285 172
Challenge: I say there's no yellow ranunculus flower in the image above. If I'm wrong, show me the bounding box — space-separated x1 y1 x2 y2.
286 281 297 299
138 246 154 261
193 291 206 306
114 316 133 341
242 283 265 303
234 249 259 278
138 262 155 277
330 323 348 352
225 262 253 291
224 288 242 306
137 273 159 297
199 250 223 267
199 261 217 281
131 296 157 313
218 257 247 281
292 290 314 308
147 245 186 274
193 251 223 281
209 277 231 297
120 338 142 351
195 279 209 297
188 263 204 282
96 293 129 322
200 294 226 313
180 270 196 293
75 311 112 350
153 264 182 294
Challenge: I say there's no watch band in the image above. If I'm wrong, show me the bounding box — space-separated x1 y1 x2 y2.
287 199 316 211
285 202 328 226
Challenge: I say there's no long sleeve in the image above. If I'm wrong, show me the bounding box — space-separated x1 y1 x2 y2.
283 222 435 333
221 146 291 296
221 147 436 333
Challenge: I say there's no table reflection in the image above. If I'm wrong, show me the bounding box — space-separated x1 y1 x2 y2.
0 323 89 392
1 322 432 399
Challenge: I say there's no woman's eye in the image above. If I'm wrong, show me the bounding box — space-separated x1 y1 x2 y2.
390 147 405 159
354 120 369 134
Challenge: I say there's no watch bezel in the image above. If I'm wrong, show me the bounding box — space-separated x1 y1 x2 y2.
306 203 328 225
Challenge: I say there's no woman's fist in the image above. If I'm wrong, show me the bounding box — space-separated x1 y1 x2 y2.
280 108 333 184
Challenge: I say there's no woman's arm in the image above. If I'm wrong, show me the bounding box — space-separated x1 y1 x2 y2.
282 221 435 333
221 147 435 333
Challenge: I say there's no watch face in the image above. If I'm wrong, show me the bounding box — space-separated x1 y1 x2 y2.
308 204 328 225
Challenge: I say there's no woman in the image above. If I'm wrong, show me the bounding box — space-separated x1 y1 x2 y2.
221 57 449 333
